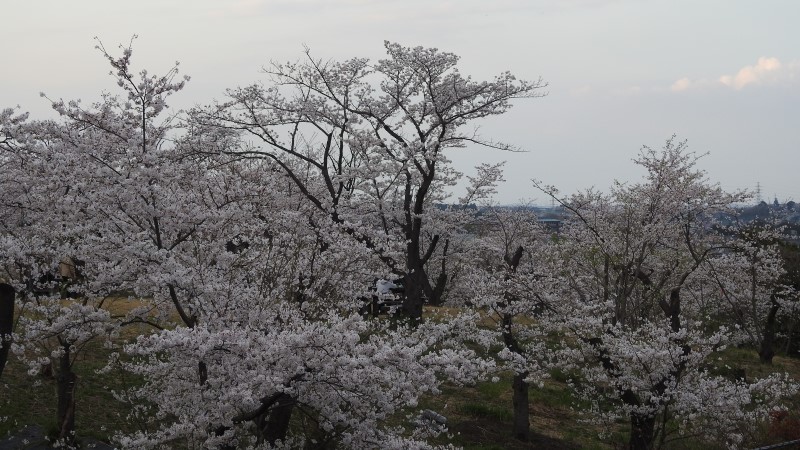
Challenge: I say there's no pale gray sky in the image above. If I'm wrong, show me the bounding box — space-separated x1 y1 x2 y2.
3 0 798 204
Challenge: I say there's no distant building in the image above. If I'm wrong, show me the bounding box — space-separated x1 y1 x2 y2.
538 218 562 234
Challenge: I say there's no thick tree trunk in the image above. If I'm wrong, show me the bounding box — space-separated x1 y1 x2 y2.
372 295 380 317
784 315 796 356
420 239 450 306
502 247 530 441
431 271 448 306
199 360 209 385
420 268 437 305
512 371 530 442
0 283 14 379
56 345 77 447
402 182 437 321
416 265 447 307
628 412 656 450
759 299 781 364
258 393 295 446
402 268 425 320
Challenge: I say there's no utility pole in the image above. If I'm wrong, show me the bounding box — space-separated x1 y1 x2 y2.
756 182 762 204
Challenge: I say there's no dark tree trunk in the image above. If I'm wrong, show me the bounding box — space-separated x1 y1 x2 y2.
0 283 14 379
416 265 447 307
759 298 781 364
784 315 796 356
199 360 208 385
512 371 530 442
629 412 656 450
502 246 530 441
214 426 237 450
420 268 436 305
258 393 295 446
422 239 450 306
56 345 77 447
372 295 380 317
402 268 425 320
429 271 448 306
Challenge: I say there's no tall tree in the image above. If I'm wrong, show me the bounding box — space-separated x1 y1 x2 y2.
458 206 555 442
534 138 797 449
0 40 499 448
196 42 545 319
708 221 799 364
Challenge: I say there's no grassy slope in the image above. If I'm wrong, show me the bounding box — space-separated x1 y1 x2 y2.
0 339 141 445
1 298 151 446
420 348 800 449
2 304 799 449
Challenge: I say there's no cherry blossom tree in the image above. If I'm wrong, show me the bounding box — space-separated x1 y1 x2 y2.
0 38 254 445
8 35 798 450
454 206 555 442
195 42 545 319
1 40 504 448
0 108 28 380
0 108 115 445
706 221 799 364
117 311 493 449
531 138 798 449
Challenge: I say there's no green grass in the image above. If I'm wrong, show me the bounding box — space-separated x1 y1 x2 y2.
0 338 143 446
3 304 800 449
460 402 513 422
1 299 153 446
415 344 800 450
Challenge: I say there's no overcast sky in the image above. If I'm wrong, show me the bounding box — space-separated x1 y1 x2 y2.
3 0 798 204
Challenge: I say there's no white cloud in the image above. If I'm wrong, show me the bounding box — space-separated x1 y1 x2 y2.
719 56 782 89
670 77 691 92
670 57 798 92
